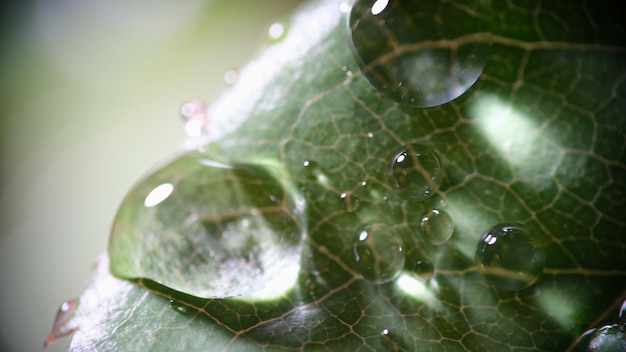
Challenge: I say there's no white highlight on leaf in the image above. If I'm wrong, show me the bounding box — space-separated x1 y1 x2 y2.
395 273 442 310
472 94 539 170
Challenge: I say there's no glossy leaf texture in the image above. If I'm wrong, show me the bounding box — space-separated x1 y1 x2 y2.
54 0 626 351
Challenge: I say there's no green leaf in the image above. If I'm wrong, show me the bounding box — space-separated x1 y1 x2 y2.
53 0 626 350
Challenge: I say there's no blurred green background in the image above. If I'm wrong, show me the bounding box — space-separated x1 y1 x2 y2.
0 1 301 351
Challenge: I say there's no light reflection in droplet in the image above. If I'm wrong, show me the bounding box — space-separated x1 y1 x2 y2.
144 183 174 208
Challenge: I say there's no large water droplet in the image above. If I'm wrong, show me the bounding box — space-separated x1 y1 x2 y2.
571 325 626 352
110 150 303 298
353 223 405 283
348 0 492 107
388 144 443 201
413 259 434 280
180 99 208 137
420 209 454 245
475 223 545 290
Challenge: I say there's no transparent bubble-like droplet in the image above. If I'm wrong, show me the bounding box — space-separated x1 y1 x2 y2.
267 22 287 42
420 209 454 245
110 150 304 298
303 160 324 179
168 299 192 315
44 298 80 348
388 144 443 201
339 191 360 212
223 69 239 85
475 223 545 290
348 0 492 107
413 259 434 280
353 223 405 283
380 328 401 350
180 99 208 137
572 324 626 352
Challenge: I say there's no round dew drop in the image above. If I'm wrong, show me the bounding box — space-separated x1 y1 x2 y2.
475 223 545 290
420 209 454 245
413 259 434 280
353 223 405 283
339 191 360 212
348 0 492 107
387 144 443 202
571 325 626 352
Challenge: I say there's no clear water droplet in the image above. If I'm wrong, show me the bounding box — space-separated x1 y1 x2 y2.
303 160 323 179
475 223 545 290
348 0 492 107
168 299 192 315
572 324 626 352
44 298 79 348
268 22 287 42
380 328 401 350
388 144 443 201
180 99 208 137
224 69 239 85
413 259 434 280
420 209 454 245
339 191 360 212
110 151 303 298
353 223 405 283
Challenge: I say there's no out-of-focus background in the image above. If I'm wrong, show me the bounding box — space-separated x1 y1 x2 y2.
0 1 301 351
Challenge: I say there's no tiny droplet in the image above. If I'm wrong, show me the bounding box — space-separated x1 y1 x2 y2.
180 99 208 137
348 0 492 107
388 144 443 202
169 299 192 315
420 209 454 245
475 223 545 290
339 191 360 212
303 160 323 179
353 223 405 283
268 22 286 41
380 328 401 350
224 69 239 85
413 259 434 280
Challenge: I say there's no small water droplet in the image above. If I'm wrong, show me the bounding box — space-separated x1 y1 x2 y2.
413 259 434 280
180 99 208 137
420 209 454 245
339 2 351 13
169 299 192 315
348 0 493 107
353 223 405 283
339 191 360 212
475 223 545 290
388 144 443 202
303 160 323 179
44 298 79 347
380 328 401 350
224 69 239 85
268 22 287 42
